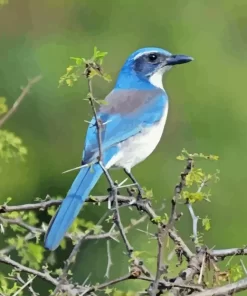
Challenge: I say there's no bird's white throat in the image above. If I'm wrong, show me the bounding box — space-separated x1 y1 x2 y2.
149 66 171 90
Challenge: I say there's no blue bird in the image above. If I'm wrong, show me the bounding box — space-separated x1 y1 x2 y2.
44 47 193 250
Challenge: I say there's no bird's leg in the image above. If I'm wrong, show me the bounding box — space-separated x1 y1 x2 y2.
123 169 144 199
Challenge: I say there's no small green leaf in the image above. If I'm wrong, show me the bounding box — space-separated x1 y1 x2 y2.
152 216 162 223
104 287 113 295
229 264 243 282
202 216 211 231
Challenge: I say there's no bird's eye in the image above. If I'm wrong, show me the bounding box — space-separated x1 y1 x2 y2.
148 53 158 62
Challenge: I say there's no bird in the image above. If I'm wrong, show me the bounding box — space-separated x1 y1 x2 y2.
44 47 193 250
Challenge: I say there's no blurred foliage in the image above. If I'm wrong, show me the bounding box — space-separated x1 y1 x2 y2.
0 97 8 115
0 0 8 7
1 0 247 294
0 96 27 164
0 130 27 162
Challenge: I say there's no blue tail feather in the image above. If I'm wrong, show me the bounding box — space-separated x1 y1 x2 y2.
44 165 102 250
44 147 118 251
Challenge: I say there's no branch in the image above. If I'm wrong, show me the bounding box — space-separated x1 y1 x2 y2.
186 177 207 246
99 162 133 254
0 194 194 261
98 163 153 277
193 277 247 296
0 75 42 128
169 249 205 296
187 202 199 245
210 247 247 258
151 158 193 295
85 68 103 161
82 274 133 295
0 195 133 213
0 255 58 286
105 239 113 278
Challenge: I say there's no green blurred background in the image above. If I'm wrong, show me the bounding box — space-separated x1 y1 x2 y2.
1 0 247 294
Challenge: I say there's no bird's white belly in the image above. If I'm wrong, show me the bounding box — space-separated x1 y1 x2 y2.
112 102 168 171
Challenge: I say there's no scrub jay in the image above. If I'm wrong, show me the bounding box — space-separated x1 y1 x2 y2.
45 47 193 250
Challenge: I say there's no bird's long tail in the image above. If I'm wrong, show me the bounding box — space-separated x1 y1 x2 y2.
44 163 103 251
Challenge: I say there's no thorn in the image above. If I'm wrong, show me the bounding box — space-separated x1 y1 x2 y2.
62 163 89 174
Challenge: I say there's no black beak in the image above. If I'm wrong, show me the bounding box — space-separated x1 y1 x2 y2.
166 54 193 66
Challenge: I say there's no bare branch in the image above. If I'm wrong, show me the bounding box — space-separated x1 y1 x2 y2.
0 75 42 128
193 277 247 296
151 158 193 295
241 259 247 276
15 274 39 296
105 240 113 278
13 275 37 296
99 162 134 255
169 249 205 296
0 256 58 286
211 247 247 258
0 195 134 213
187 202 199 244
85 70 103 161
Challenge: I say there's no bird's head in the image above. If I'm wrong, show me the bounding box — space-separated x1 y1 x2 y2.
117 47 193 89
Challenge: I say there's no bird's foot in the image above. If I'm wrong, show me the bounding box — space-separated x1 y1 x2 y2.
107 182 120 209
136 186 145 200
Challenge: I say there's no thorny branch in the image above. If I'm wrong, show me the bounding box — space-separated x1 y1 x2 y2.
151 158 193 295
85 65 103 161
0 255 58 286
1 169 247 295
186 177 207 246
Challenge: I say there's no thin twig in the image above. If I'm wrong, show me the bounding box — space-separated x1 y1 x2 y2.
0 256 58 285
198 253 206 284
15 274 38 296
13 275 37 296
81 274 132 295
186 177 207 246
240 259 247 276
187 202 199 244
86 76 103 161
105 240 113 278
99 162 133 256
151 158 193 295
210 247 247 258
52 212 109 295
0 75 42 128
0 216 43 234
0 195 135 213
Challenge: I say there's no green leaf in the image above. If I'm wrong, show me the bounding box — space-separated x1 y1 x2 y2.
104 287 113 295
229 264 243 282
182 191 204 203
152 216 162 223
176 155 186 161
19 242 44 269
202 216 211 231
70 57 83 65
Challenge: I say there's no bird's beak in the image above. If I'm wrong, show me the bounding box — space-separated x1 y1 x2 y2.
166 54 193 66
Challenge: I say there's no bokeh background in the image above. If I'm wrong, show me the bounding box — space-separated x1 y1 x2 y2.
1 0 247 294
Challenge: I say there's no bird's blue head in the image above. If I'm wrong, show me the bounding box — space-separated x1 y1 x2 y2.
115 47 193 89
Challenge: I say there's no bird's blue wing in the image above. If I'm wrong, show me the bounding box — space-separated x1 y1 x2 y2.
83 88 167 163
